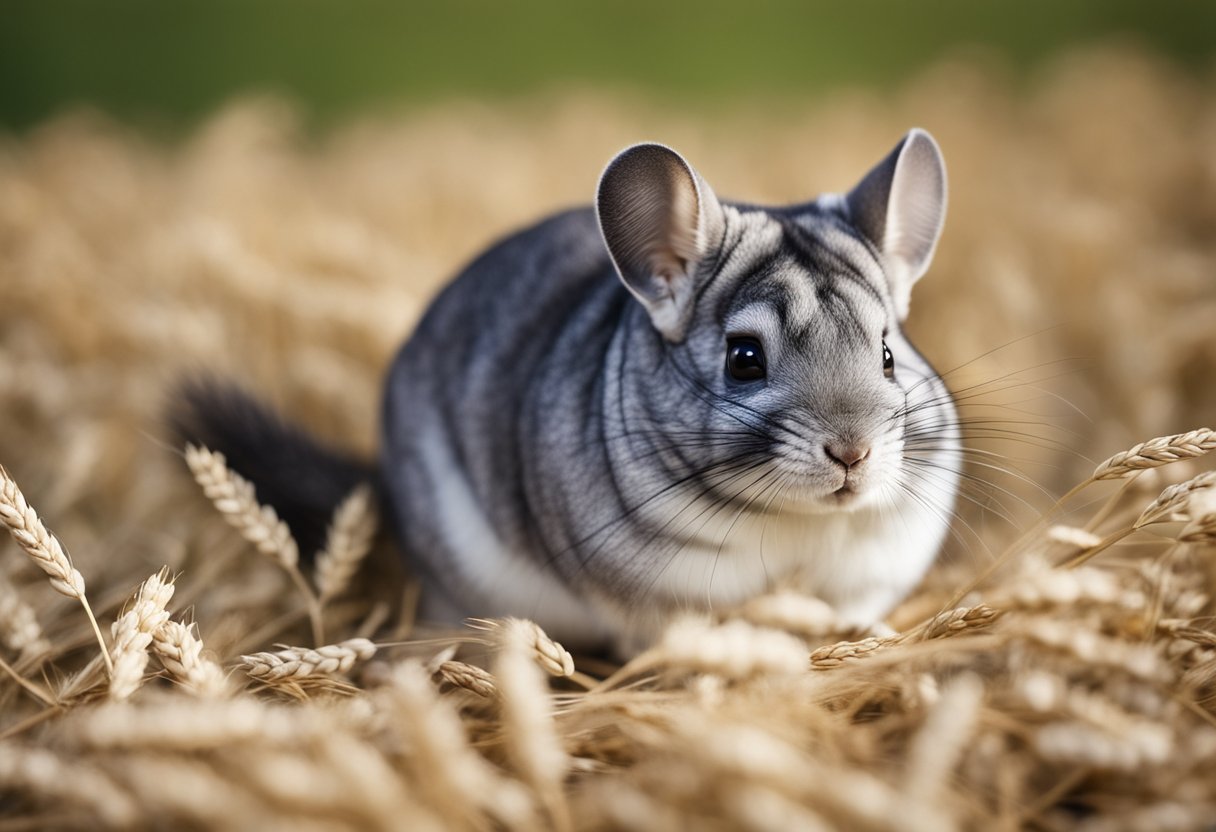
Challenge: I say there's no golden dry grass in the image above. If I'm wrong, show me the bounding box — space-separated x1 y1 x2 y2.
1 45 1216 830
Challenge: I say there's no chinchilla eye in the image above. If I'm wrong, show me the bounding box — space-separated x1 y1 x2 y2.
726 337 766 382
882 340 895 378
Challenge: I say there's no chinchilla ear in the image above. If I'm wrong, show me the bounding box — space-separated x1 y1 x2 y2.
843 128 947 320
597 143 726 341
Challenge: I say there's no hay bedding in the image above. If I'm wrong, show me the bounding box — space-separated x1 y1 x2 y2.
2 46 1216 830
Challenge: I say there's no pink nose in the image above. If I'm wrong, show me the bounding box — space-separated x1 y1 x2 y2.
825 443 870 469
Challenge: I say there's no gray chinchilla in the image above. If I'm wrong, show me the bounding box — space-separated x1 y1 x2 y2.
176 129 961 654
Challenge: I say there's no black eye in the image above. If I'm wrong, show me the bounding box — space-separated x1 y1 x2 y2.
726 337 766 383
882 340 895 379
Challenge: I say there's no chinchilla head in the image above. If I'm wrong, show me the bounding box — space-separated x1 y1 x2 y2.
595 129 951 514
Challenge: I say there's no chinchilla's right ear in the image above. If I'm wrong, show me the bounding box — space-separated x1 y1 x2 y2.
597 143 726 342
843 128 947 321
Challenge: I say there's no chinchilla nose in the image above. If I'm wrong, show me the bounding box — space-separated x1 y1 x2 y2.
824 442 871 470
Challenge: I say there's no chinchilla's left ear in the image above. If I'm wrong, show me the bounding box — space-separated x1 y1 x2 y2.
844 128 947 320
597 143 726 342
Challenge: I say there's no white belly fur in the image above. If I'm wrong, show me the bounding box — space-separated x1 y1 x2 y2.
632 488 953 624
418 423 958 650
416 434 614 648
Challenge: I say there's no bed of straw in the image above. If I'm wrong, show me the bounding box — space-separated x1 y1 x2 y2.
2 46 1216 831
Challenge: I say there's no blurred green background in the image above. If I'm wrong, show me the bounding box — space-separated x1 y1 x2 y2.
2 0 1215 131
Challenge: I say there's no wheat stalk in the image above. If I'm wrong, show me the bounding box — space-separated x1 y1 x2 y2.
436 660 497 698
809 634 891 669
1034 718 1172 772
661 618 808 678
0 745 139 826
7 81 1216 832
0 571 50 659
1046 525 1104 550
185 445 299 567
495 617 570 832
998 565 1135 609
1134 470 1216 528
240 637 377 682
184 444 323 644
0 464 112 675
1092 428 1216 480
1021 619 1170 682
314 483 378 603
112 755 285 828
724 784 834 832
1178 488 1216 543
902 674 984 803
109 570 175 700
735 591 842 637
384 660 534 827
152 619 231 697
469 617 575 678
810 604 998 669
918 604 1000 640
71 698 324 750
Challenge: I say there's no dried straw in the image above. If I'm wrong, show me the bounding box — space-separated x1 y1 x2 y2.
3 53 1216 830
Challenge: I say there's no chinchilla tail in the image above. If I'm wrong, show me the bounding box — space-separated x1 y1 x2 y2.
169 379 377 562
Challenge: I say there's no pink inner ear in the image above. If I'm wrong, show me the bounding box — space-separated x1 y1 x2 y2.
598 142 726 341
883 132 947 287
664 182 703 269
650 253 686 288
636 166 702 289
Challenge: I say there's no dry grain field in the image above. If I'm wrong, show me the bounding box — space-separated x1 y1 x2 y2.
2 47 1216 830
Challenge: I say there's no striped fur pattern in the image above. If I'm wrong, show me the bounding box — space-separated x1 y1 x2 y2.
382 130 960 652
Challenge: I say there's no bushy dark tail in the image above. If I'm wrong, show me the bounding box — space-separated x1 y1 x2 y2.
170 380 376 561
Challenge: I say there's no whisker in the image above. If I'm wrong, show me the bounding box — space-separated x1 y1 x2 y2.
546 449 771 575
633 462 778 601
902 459 1022 527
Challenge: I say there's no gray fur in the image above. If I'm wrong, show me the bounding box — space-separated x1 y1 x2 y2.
382 129 960 652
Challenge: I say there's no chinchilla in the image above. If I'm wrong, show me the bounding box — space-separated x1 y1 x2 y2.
176 128 961 654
